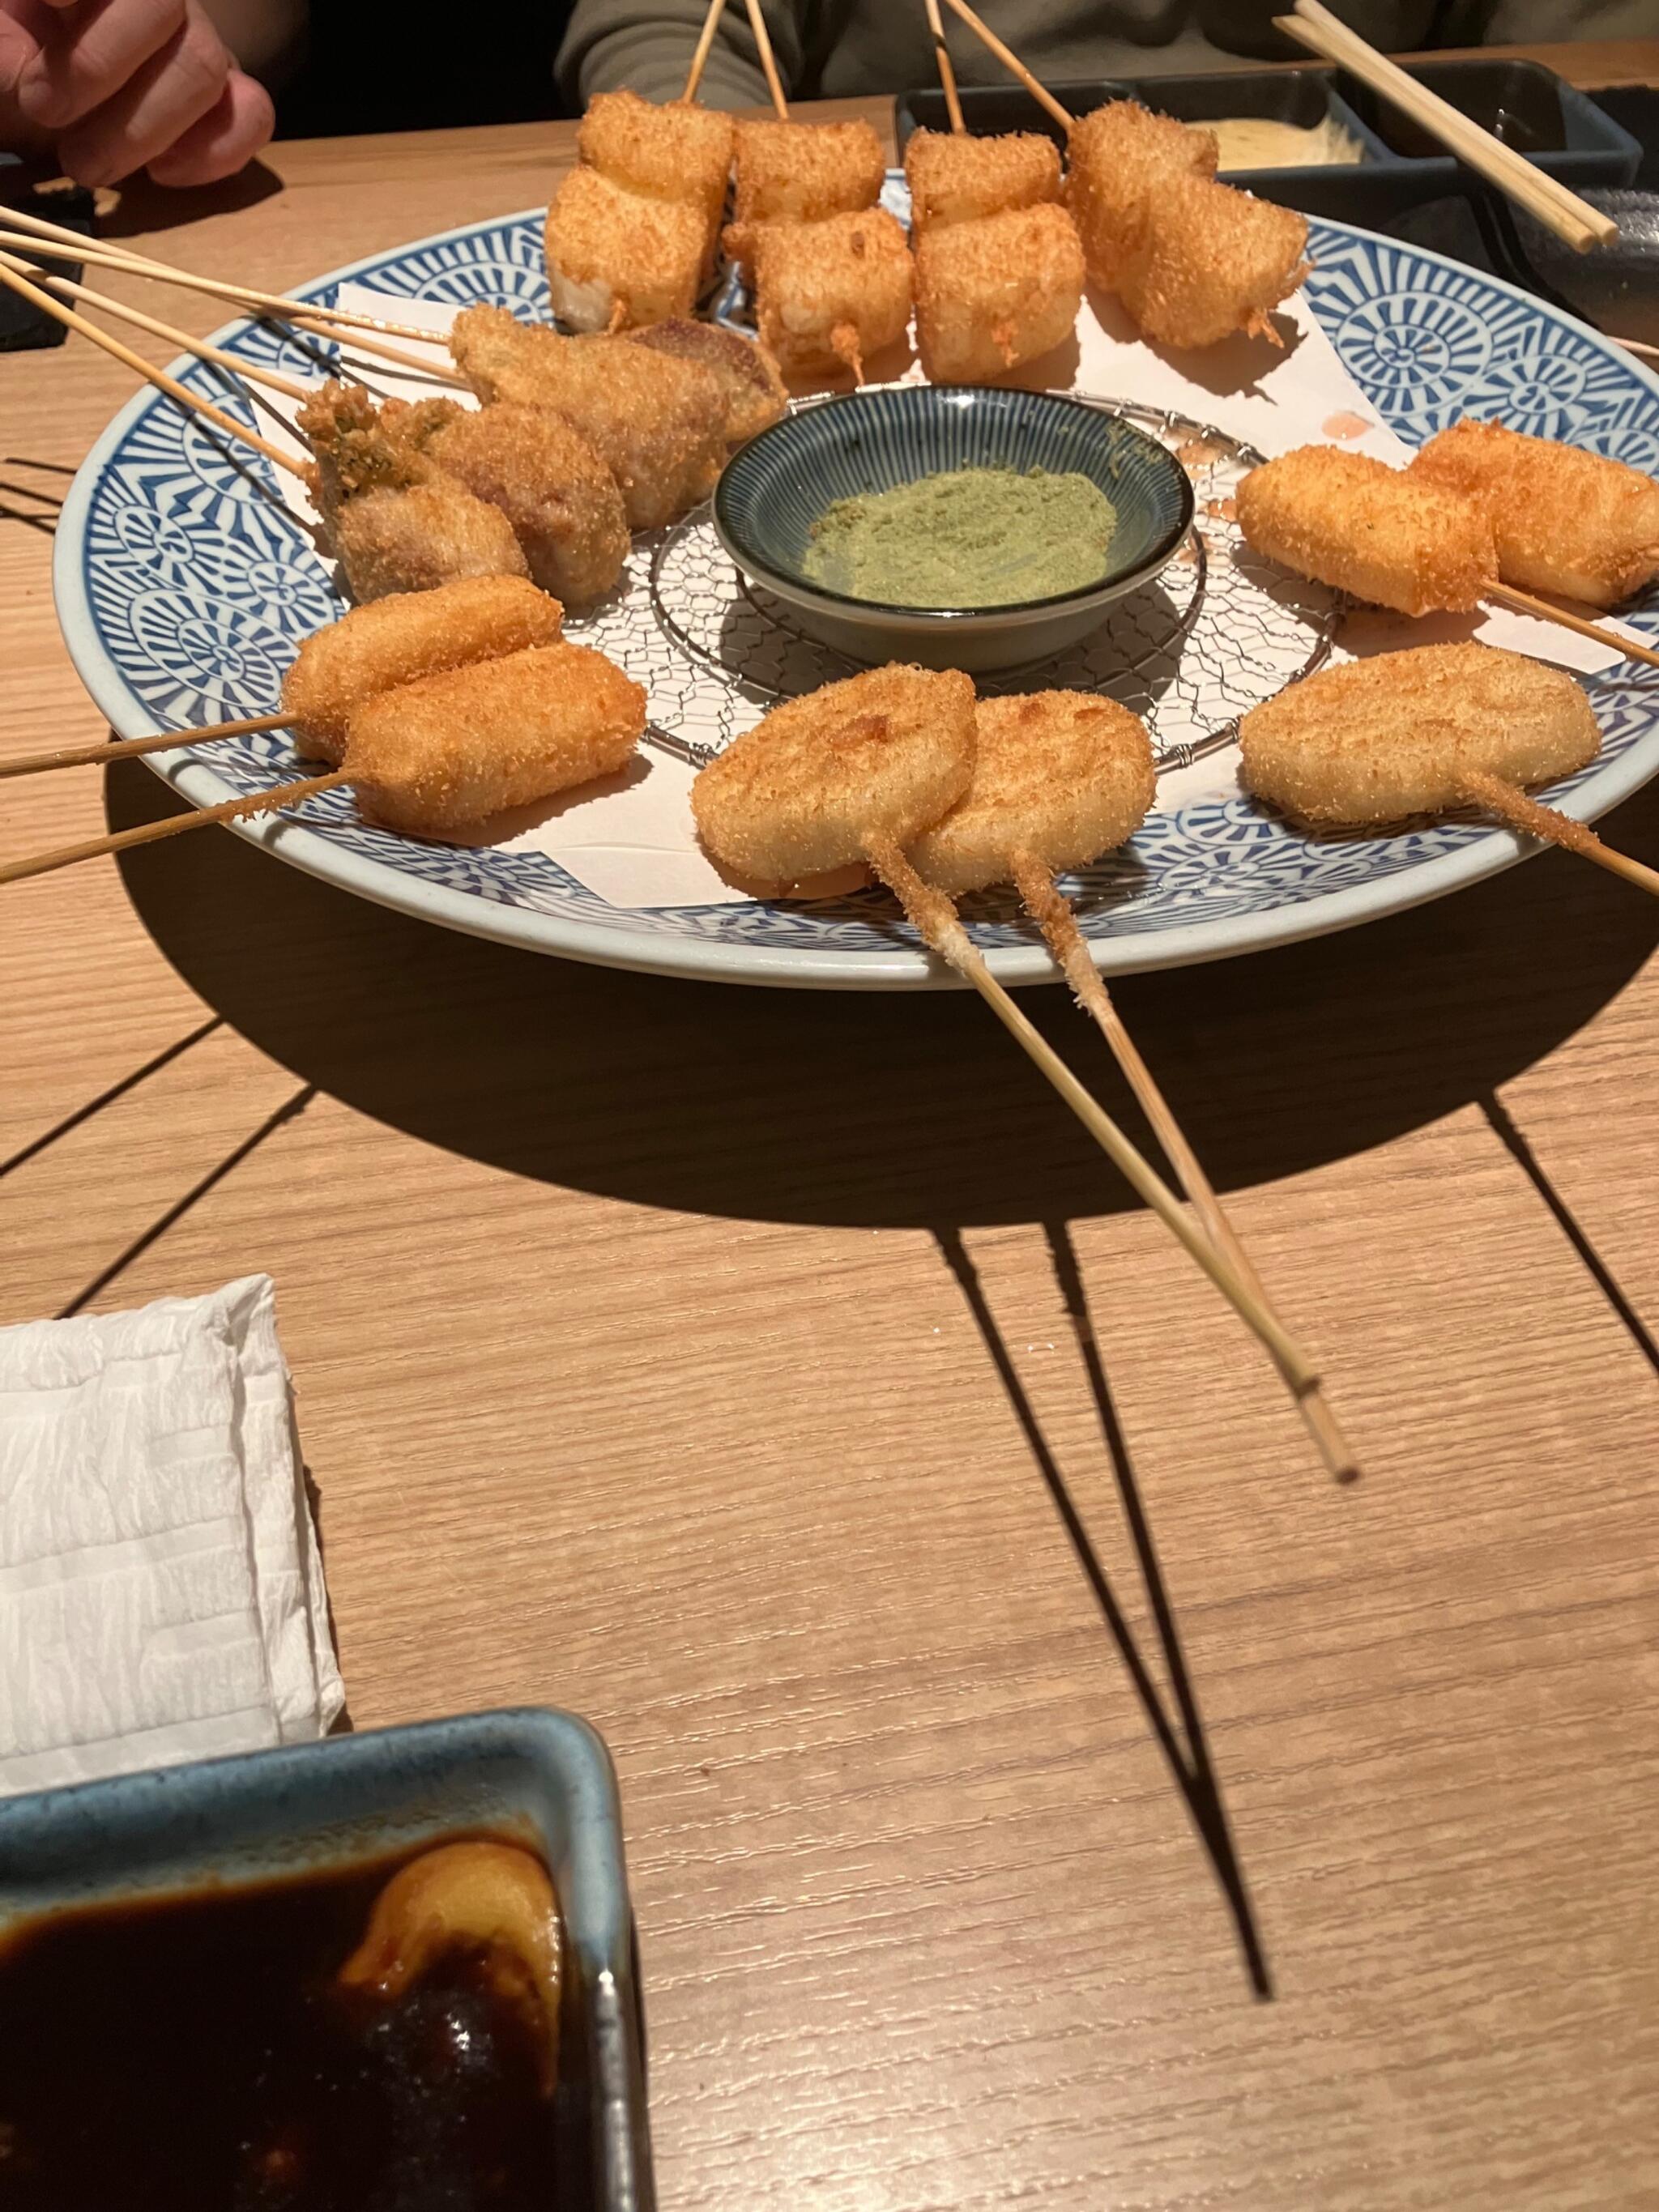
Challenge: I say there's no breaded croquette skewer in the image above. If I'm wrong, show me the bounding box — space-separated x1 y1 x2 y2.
689 665 1319 1392
913 202 1084 383
450 305 727 530
723 206 912 381
903 126 1061 233
1410 419 1659 610
1237 445 1497 616
1238 443 1659 670
1239 641 1659 903
578 87 734 238
731 117 888 223
912 690 1356 1482
544 166 711 333
624 318 787 446
282 577 565 765
1117 172 1308 349
2 642 647 885
1064 100 1217 291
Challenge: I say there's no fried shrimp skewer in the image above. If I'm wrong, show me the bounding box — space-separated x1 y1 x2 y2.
690 666 1320 1390
911 690 1357 1481
1239 641 1659 901
2 643 646 885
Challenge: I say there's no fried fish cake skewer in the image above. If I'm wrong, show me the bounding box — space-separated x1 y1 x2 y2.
450 305 727 529
1117 171 1309 349
723 206 912 381
912 690 1355 1481
913 202 1084 383
1239 641 1659 901
903 126 1061 232
281 576 565 765
689 667 1317 1390
1409 418 1659 609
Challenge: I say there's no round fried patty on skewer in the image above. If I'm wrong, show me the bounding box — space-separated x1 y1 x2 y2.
1237 642 1600 824
911 692 1156 893
691 664 976 891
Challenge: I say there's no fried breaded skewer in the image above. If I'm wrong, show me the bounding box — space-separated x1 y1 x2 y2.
910 689 1358 1482
1239 641 1659 902
690 664 1320 1391
1 642 646 886
1237 444 1659 671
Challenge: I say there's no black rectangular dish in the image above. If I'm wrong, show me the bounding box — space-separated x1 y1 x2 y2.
893 58 1640 230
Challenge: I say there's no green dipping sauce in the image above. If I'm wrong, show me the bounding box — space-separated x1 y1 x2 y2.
802 466 1117 609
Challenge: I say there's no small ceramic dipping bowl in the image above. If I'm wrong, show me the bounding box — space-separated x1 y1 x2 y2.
0 1707 654 2212
713 384 1195 675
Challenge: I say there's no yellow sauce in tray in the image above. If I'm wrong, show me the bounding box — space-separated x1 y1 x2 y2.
1199 115 1363 170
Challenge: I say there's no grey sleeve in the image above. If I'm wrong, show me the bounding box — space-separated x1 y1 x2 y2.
557 0 808 111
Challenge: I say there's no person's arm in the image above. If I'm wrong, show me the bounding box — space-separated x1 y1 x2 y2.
557 0 807 110
0 0 277 186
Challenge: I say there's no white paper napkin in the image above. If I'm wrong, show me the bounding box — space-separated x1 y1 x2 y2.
0 1276 343 1798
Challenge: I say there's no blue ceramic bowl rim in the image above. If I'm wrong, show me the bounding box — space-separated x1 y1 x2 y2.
712 387 1196 624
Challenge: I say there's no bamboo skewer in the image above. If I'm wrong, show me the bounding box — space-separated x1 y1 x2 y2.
0 771 347 889
862 834 1320 1394
1614 334 1659 364
937 0 1072 132
740 0 789 121
0 251 309 403
0 204 466 347
0 714 292 781
1009 854 1357 1481
1457 770 1659 901
683 0 729 100
0 226 468 386
1486 582 1659 674
1274 0 1616 254
0 258 307 482
923 0 966 135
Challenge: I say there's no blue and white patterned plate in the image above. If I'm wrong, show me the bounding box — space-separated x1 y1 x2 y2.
53 198 1659 990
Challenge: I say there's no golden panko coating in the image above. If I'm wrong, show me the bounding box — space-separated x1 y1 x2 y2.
723 207 913 381
544 164 709 331
1410 417 1659 609
1116 173 1308 348
280 576 564 765
914 202 1084 383
332 479 529 606
578 90 734 230
732 116 886 224
1238 642 1601 824
911 692 1156 894
903 126 1061 232
1064 100 1217 290
347 641 646 837
421 402 630 608
692 664 976 891
1236 445 1497 617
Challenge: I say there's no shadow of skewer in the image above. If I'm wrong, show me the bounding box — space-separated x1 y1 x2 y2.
936 1223 1273 2001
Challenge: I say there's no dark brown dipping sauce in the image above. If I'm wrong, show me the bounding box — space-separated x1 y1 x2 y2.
0 1840 568 2212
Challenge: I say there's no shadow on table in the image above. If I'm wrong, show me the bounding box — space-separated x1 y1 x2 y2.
107 759 1659 1232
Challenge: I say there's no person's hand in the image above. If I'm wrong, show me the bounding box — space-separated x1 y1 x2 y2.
0 0 275 188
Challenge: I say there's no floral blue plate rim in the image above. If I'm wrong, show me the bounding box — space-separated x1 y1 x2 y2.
52 200 1659 991
712 386 1195 620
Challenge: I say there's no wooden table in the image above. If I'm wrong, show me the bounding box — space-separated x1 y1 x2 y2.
4 49 1659 2210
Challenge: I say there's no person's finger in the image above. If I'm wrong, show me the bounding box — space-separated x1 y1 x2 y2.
54 5 228 185
15 0 186 130
144 66 271 186
0 0 47 101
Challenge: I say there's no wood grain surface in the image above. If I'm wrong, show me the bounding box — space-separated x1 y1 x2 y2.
3 57 1659 2210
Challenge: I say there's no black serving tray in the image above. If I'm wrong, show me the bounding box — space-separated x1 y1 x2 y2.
0 161 94 352
893 58 1640 230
